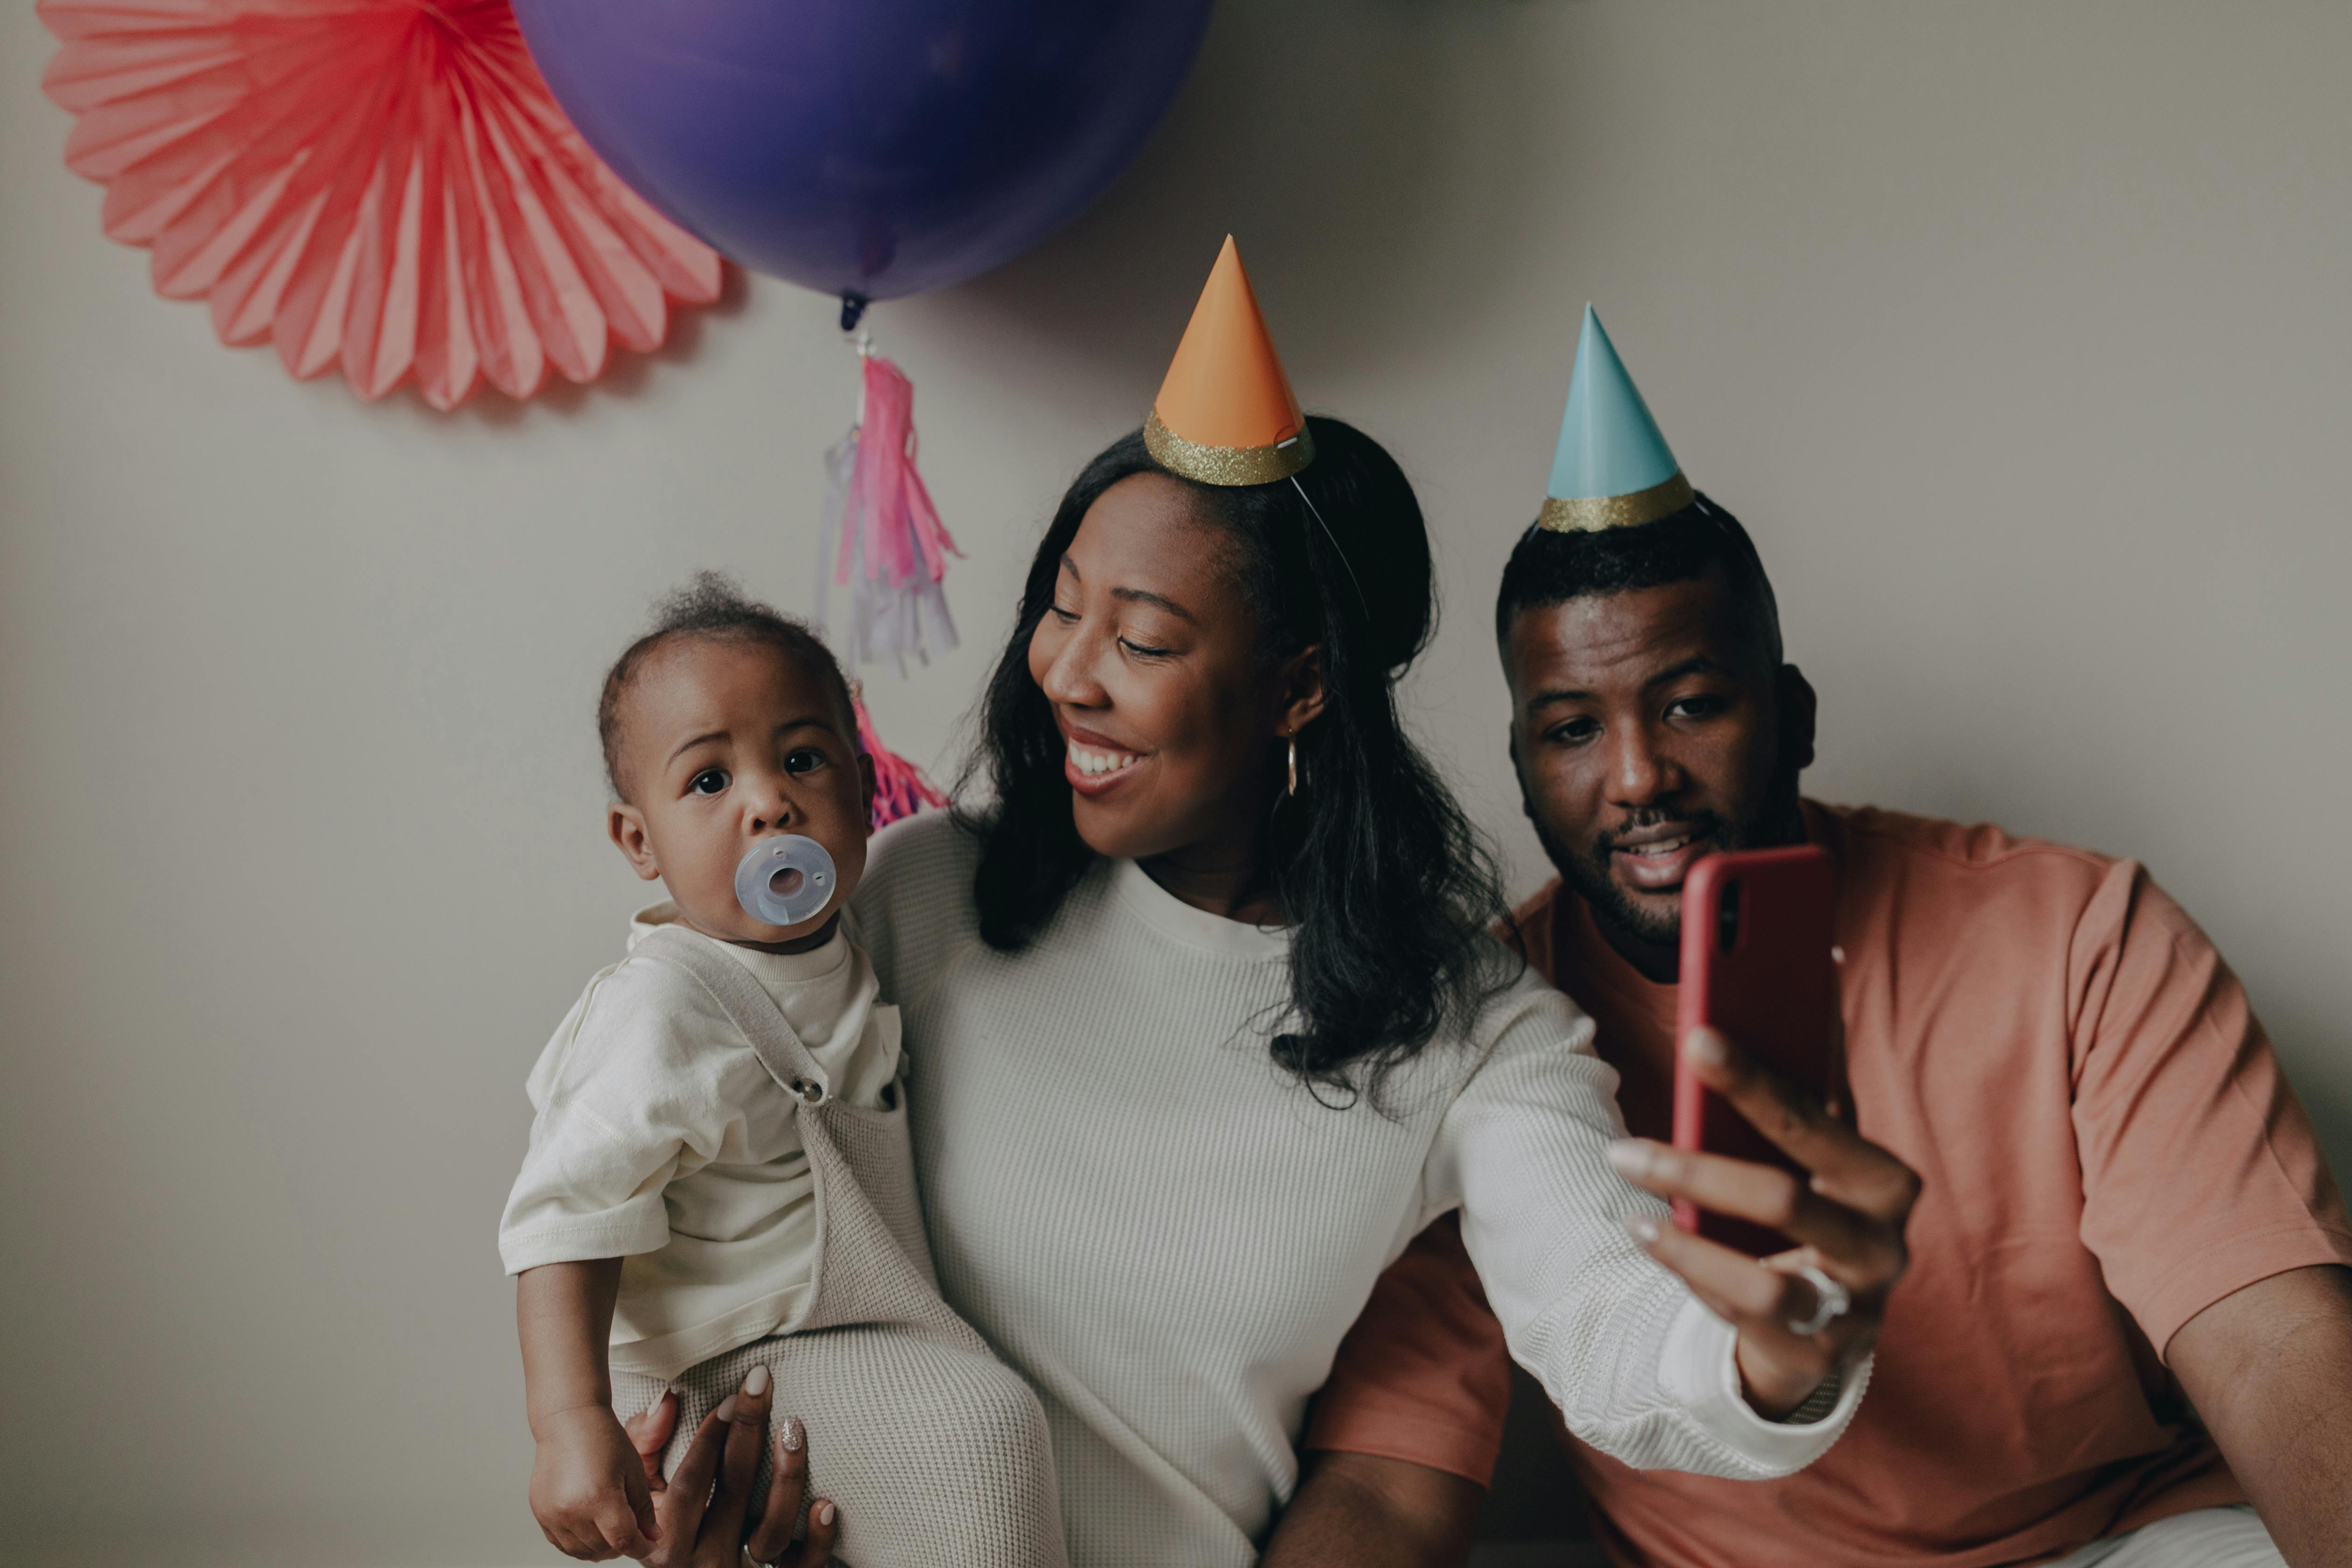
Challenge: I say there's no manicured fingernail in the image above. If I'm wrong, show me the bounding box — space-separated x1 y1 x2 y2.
1607 1140 1654 1178
814 1501 836 1527
1625 1214 1661 1244
1687 1029 1729 1068
778 1415 805 1455
713 1395 738 1422
743 1365 771 1397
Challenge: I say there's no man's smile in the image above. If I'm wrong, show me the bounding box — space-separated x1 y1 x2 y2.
1603 819 1715 892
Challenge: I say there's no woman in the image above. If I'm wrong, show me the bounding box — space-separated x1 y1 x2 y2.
620 251 1912 1568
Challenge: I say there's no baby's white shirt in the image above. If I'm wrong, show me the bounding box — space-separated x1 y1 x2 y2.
498 904 903 1380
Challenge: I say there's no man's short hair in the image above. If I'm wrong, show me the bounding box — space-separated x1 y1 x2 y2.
1493 494 1785 667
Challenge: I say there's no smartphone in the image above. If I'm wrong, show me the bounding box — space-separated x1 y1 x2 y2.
1671 845 1839 1256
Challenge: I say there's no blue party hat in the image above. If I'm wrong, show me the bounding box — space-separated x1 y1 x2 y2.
1539 305 1695 532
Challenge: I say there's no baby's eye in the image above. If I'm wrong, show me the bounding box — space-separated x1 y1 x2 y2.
784 747 828 777
688 768 729 796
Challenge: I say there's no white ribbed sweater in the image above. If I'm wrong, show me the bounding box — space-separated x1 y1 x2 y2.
845 814 1864 1566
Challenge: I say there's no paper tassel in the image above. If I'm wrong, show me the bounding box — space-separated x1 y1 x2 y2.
36 0 724 408
811 347 956 826
816 353 960 674
852 687 947 828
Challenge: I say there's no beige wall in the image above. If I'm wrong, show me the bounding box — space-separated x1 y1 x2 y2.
4 1 2346 1560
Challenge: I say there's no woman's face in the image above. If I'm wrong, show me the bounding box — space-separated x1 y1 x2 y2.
1027 472 1319 868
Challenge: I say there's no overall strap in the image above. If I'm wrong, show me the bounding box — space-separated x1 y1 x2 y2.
631 926 832 1105
634 927 959 1340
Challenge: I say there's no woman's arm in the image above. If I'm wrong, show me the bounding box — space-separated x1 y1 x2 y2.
1260 1452 1481 1568
1431 987 1913 1474
517 1260 659 1561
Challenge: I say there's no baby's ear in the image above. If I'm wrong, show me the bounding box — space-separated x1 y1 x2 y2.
856 753 878 835
608 802 662 880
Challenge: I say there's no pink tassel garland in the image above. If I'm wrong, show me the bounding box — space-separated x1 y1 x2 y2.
817 353 960 675
814 349 957 826
853 687 948 829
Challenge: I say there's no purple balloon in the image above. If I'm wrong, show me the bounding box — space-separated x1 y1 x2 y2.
510 0 1217 311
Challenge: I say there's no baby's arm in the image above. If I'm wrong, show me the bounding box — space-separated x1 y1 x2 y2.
518 1259 661 1562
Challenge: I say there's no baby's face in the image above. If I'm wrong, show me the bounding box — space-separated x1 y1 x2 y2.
607 636 873 949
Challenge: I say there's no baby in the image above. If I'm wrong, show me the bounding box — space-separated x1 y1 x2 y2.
499 575 1064 1568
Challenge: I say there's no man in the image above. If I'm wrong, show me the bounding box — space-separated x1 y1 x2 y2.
1267 309 2352 1567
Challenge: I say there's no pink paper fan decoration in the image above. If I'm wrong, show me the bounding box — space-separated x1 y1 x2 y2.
37 0 726 409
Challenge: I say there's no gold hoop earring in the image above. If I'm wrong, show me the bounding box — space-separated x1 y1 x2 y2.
1286 735 1299 798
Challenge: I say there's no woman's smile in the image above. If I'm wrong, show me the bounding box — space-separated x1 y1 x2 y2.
1060 721 1148 794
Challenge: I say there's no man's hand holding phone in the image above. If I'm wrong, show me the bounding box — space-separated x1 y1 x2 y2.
1608 1027 1919 1417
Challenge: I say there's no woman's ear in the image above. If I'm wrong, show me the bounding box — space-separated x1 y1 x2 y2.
608 802 663 881
1277 644 1329 736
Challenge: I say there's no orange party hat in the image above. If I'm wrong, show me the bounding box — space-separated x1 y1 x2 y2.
1143 236 1314 486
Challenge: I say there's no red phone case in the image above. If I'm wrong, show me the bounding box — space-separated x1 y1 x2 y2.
1671 846 1839 1256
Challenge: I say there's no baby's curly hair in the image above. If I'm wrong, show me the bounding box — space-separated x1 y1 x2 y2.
598 571 856 800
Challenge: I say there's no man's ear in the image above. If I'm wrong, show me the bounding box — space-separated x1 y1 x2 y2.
608 802 663 882
1778 664 1819 774
857 753 877 835
1276 644 1329 736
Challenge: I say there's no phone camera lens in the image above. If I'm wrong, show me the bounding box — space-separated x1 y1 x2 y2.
1718 880 1742 953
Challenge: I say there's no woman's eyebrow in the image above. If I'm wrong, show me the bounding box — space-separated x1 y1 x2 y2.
1110 586 1197 624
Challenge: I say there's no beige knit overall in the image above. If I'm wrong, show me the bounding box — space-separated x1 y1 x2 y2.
612 928 1067 1568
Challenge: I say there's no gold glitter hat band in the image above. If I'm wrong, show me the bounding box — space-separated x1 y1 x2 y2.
1144 409 1316 488
1145 238 1315 487
1539 306 1697 532
1537 470 1695 533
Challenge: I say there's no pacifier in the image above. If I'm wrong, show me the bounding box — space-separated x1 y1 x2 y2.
733 835 838 928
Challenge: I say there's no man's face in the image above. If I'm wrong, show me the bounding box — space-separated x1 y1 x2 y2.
1504 569 1813 957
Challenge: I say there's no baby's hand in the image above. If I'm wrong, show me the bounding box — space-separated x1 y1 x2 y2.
530 1404 662 1561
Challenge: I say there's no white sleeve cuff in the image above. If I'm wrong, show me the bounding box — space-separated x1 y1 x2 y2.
1653 1295 1872 1478
498 1212 672 1276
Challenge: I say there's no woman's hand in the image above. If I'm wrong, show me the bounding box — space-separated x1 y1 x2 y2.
620 1368 840 1567
1606 1026 1919 1418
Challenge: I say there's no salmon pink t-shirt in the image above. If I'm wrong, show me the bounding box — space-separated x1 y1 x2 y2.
1307 804 2352 1568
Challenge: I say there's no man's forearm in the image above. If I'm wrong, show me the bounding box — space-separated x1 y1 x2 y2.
1260 1451 1484 1568
2169 1264 2352 1568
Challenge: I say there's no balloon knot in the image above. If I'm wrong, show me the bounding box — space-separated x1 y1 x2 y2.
839 293 870 333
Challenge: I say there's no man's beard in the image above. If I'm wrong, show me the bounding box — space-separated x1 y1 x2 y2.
1534 771 1806 953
